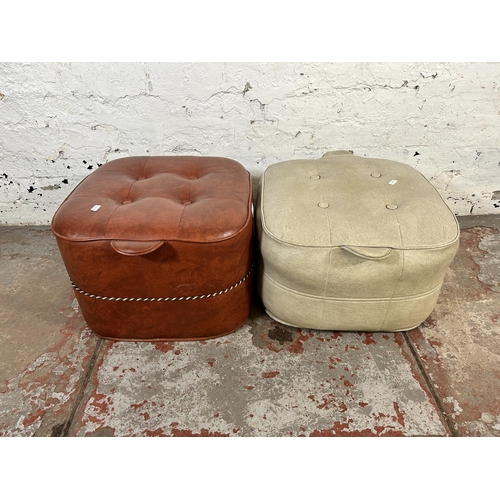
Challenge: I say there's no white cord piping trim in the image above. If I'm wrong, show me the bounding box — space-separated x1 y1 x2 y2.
71 262 254 302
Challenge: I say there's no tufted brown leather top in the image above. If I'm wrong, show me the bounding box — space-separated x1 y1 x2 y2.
52 156 252 243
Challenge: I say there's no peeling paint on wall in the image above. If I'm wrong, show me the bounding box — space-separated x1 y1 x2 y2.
1 62 500 224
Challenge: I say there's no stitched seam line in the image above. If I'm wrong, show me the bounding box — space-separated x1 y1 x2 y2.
316 159 334 324
379 209 405 330
176 157 201 240
262 271 442 301
137 241 157 334
104 156 150 238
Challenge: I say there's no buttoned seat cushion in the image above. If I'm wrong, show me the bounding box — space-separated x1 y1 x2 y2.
256 151 459 332
52 156 253 341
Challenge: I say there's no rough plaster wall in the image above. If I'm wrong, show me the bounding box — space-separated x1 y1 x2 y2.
0 62 499 225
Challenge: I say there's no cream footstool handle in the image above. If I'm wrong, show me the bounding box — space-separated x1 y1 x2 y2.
340 246 393 260
322 150 354 157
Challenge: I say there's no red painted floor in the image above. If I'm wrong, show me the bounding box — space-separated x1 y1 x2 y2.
1 215 499 436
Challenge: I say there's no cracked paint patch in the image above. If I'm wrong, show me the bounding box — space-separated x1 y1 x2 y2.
72 319 447 437
251 321 312 354
0 319 96 437
408 223 500 436
2 63 500 224
3 222 500 438
0 227 99 436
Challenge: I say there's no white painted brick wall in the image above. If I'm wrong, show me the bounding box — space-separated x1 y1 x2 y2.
1 62 499 224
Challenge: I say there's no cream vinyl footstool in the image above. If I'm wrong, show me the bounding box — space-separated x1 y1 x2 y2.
256 150 460 332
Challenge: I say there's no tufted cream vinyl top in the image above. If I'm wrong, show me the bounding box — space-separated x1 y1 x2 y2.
260 152 459 250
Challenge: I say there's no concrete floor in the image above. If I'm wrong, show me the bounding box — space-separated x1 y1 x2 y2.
0 215 499 437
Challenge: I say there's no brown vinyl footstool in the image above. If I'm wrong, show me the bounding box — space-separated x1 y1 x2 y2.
51 156 253 342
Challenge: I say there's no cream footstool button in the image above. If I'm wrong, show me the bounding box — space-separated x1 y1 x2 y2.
318 202 329 208
386 204 398 210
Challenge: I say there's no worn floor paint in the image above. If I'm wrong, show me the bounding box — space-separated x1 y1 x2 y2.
70 313 448 437
0 227 98 436
407 216 500 436
1 219 499 436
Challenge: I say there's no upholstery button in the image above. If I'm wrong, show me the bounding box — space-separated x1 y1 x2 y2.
182 201 192 205
189 176 197 180
386 204 398 210
371 173 382 178
122 200 132 205
318 202 329 208
310 175 320 179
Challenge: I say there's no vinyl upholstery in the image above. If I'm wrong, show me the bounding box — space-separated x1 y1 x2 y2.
52 156 253 341
256 151 459 332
